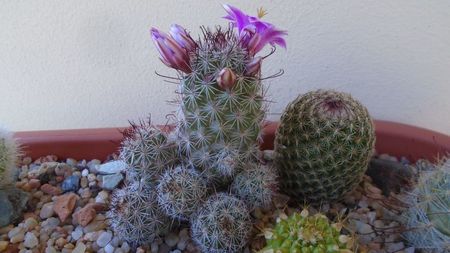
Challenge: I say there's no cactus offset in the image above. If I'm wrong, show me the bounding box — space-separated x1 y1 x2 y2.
260 209 355 253
191 193 252 253
275 90 375 203
398 158 450 252
107 179 171 247
231 163 277 210
120 120 177 181
157 165 209 220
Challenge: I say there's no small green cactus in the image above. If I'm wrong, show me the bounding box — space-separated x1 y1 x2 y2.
0 127 20 187
399 158 450 252
120 121 177 180
275 89 375 203
231 163 277 210
156 165 209 220
260 209 355 253
191 193 252 253
107 179 171 247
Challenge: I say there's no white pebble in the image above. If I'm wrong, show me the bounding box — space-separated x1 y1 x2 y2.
97 231 113 248
104 243 115 253
72 242 86 253
71 226 84 241
45 246 57 253
82 169 89 177
121 242 131 253
23 232 39 248
40 202 55 219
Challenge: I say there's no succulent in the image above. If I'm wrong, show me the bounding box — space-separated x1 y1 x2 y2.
107 179 171 247
156 165 209 220
151 4 287 179
231 162 278 210
398 158 450 252
260 209 355 253
274 90 375 203
191 193 252 253
119 120 177 180
0 127 20 188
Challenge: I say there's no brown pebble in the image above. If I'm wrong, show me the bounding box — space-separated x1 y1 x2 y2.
41 184 62 196
28 179 41 189
73 206 97 226
53 193 78 222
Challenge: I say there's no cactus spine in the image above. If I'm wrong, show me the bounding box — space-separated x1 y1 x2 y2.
190 193 252 253
260 209 355 253
399 158 450 252
275 90 375 203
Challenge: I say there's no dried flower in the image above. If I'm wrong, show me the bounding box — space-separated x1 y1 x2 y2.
244 56 262 76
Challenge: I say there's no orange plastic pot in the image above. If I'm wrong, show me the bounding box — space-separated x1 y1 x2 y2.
14 120 450 163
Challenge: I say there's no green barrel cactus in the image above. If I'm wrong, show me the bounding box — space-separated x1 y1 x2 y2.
260 209 355 253
399 158 450 252
274 89 375 203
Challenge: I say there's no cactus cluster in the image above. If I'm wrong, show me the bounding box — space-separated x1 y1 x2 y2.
398 158 450 252
107 180 171 247
191 193 253 253
275 90 376 203
0 127 20 187
260 209 355 253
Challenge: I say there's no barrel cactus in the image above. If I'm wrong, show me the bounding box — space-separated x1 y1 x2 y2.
151 4 287 180
0 127 20 187
399 157 450 252
190 193 253 253
107 179 171 247
260 209 355 253
274 90 375 203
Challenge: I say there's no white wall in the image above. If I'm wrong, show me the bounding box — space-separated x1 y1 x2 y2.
1 1 449 134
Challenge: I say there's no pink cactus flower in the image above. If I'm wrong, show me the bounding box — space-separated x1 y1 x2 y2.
217 67 237 90
223 4 287 55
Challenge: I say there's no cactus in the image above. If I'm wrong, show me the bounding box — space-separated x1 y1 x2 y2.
398 158 450 252
274 89 375 203
156 165 209 220
260 209 355 253
151 4 287 179
191 193 252 253
231 163 277 210
107 179 171 247
119 120 177 181
0 127 20 187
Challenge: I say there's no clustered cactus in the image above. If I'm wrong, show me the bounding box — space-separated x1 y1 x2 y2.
397 157 450 252
260 209 355 253
191 193 253 253
275 90 376 203
0 127 20 187
108 4 287 251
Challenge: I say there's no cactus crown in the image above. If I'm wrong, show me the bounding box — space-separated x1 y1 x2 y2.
261 209 355 253
0 128 20 187
400 157 450 251
191 193 252 253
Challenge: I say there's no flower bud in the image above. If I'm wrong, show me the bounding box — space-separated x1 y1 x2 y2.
217 68 237 90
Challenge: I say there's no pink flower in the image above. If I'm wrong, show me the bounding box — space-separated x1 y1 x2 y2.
151 26 193 73
223 4 287 55
244 56 262 76
217 68 237 90
169 24 197 52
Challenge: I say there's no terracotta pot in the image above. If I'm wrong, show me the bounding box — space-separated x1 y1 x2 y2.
14 120 450 162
